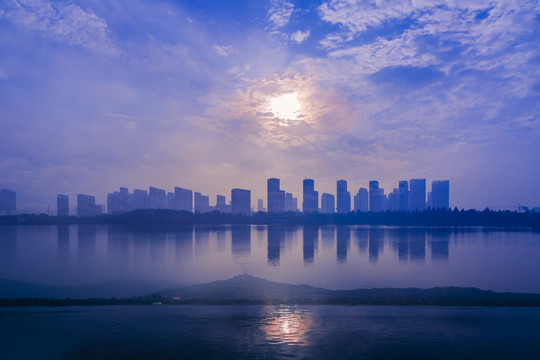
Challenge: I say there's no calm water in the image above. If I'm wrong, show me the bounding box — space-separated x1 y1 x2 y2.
1 305 540 359
1 225 540 294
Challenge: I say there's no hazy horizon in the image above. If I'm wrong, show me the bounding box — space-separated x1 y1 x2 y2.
1 0 540 212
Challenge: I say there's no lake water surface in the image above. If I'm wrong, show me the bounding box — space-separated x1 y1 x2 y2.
1 225 539 294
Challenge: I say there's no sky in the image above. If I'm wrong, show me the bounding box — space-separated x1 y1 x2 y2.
1 0 540 212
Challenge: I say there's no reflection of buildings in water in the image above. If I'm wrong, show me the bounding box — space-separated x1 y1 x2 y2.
368 228 384 264
216 230 226 253
132 232 150 269
77 225 96 264
175 229 193 264
302 226 318 265
409 229 426 264
430 230 450 263
397 229 409 263
336 227 350 264
353 228 368 256
57 225 70 265
194 226 210 257
0 226 17 267
149 232 167 265
260 306 313 346
255 225 266 246
107 226 130 269
267 226 285 266
231 225 251 257
320 226 335 249
283 227 295 253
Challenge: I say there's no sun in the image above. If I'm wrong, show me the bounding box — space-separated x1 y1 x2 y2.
269 92 301 121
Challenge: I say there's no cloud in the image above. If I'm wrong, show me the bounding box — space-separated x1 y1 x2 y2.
212 44 235 56
1 0 117 55
290 29 310 43
267 0 294 29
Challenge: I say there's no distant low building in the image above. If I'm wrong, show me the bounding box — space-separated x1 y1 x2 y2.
57 194 69 216
77 194 101 217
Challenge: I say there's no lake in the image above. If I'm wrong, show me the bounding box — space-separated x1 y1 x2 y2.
1 225 539 295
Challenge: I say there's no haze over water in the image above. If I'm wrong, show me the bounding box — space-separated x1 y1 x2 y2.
2 225 539 295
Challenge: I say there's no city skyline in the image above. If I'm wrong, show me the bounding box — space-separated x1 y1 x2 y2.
1 1 540 212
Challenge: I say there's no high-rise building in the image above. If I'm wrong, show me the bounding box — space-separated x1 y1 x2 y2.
107 187 132 214
133 189 150 210
216 195 230 213
231 188 251 215
0 189 16 215
431 180 450 209
267 178 285 213
409 179 426 211
302 179 318 213
336 180 351 213
166 192 175 209
149 187 167 209
353 188 369 212
369 181 385 212
398 181 409 211
387 188 399 211
257 199 265 212
194 192 210 213
285 192 297 212
321 193 335 214
77 194 101 217
57 194 69 216
175 187 193 212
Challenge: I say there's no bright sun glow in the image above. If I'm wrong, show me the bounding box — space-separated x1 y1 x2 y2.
270 93 301 121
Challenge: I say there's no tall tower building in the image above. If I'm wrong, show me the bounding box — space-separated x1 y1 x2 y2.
353 188 369 212
175 187 193 212
57 194 69 216
302 179 319 213
336 180 351 213
431 180 450 209
409 179 426 211
398 181 409 211
369 181 384 212
231 188 251 215
321 193 335 214
267 178 285 213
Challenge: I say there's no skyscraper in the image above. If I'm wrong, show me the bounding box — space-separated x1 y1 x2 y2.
302 179 318 213
216 195 230 213
398 181 409 211
257 199 265 212
57 194 69 216
409 179 426 211
285 192 298 212
77 194 101 217
231 188 251 215
387 188 399 211
321 193 335 214
175 187 193 212
194 192 210 213
149 187 167 209
431 180 450 209
133 189 150 209
353 188 368 212
267 178 285 213
336 180 351 213
369 181 384 212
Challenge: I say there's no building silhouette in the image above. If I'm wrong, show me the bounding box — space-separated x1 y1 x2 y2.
387 188 399 211
369 181 385 212
398 181 409 211
216 195 230 213
267 178 285 213
57 194 69 216
257 199 265 212
231 188 251 215
353 188 368 212
302 179 319 213
431 180 450 209
77 194 101 217
132 189 150 210
409 179 426 211
285 192 298 212
107 187 132 214
149 187 167 209
194 192 210 213
175 187 193 212
321 193 335 213
336 180 351 213
0 189 16 215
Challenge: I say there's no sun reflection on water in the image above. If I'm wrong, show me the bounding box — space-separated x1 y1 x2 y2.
259 306 313 346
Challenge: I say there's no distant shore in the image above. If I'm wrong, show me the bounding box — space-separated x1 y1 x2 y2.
1 208 539 228
2 275 540 307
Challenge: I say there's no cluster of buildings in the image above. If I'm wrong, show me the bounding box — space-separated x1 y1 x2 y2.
52 177 450 217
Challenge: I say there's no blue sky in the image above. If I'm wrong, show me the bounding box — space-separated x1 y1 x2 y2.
1 0 540 211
